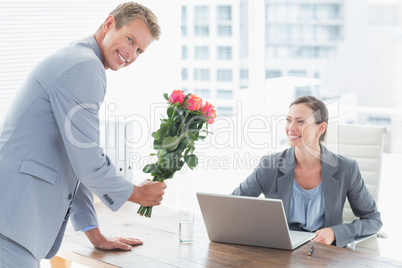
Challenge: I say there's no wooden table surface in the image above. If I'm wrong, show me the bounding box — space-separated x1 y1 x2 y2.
54 202 402 268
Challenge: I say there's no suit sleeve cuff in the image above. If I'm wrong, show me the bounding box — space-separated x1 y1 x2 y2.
81 225 99 232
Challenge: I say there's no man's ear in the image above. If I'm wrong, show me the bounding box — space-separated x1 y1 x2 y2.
103 15 115 33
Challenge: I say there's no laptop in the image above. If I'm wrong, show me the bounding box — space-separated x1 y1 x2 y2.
196 192 316 250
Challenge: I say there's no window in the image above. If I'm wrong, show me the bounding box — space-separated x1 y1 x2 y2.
182 6 187 22
217 46 232 60
182 46 188 59
327 26 341 41
217 69 233 81
300 4 314 20
265 2 343 59
368 116 391 125
217 6 232 22
240 69 249 80
217 25 232 37
181 5 188 37
295 86 312 97
217 90 233 99
240 69 249 88
0 1 120 115
297 47 313 58
182 68 188 80
329 4 342 19
195 26 209 37
181 25 187 37
265 70 282 78
194 6 209 37
194 46 209 59
288 70 307 77
314 47 335 58
194 6 209 22
217 106 234 116
194 89 211 98
194 69 210 81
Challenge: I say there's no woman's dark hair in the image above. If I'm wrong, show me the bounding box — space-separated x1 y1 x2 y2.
290 96 328 142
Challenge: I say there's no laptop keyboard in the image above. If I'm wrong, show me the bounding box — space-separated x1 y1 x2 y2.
290 231 312 243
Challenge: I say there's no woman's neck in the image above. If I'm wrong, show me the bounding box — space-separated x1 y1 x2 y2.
294 144 323 189
294 143 322 168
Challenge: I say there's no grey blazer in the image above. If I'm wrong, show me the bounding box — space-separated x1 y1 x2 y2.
0 36 133 259
232 146 382 248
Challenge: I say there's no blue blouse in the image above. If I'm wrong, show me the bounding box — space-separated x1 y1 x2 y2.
289 179 325 232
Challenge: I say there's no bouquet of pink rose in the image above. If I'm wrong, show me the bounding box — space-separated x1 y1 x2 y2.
137 90 216 217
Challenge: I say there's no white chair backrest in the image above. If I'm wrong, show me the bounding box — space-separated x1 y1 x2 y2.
324 124 386 223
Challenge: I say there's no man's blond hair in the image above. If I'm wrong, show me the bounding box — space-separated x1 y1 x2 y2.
107 2 161 40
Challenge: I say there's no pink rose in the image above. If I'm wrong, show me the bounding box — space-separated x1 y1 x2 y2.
186 94 203 111
201 101 216 124
168 90 185 105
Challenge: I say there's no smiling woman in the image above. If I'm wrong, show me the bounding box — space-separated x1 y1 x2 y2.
232 95 382 249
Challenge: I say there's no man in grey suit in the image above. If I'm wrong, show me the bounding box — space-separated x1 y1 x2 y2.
0 2 166 267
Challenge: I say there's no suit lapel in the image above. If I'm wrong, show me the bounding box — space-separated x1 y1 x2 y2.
321 146 340 226
275 146 340 223
277 148 296 219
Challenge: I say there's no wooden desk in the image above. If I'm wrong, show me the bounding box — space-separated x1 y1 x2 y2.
53 203 402 268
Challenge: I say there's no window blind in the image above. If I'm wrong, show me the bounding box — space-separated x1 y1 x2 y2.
0 1 118 116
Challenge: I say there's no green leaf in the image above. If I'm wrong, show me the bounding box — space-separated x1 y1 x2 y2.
176 160 185 171
173 114 180 121
154 125 167 140
186 130 197 141
190 117 204 125
162 153 173 169
156 163 165 172
183 140 194 154
183 93 191 105
168 124 178 137
177 107 185 116
163 93 169 101
167 106 174 118
162 136 180 151
197 122 205 130
184 154 198 170
153 140 162 150
176 139 187 151
143 164 156 173
188 145 195 155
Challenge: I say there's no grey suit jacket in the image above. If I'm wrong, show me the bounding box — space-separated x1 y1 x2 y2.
232 146 382 248
0 36 133 259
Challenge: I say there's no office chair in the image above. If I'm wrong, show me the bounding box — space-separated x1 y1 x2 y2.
324 124 387 254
